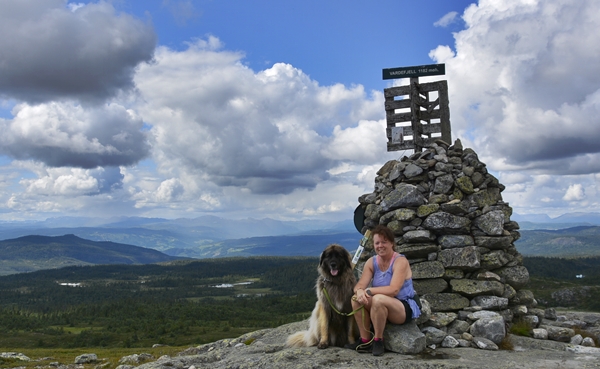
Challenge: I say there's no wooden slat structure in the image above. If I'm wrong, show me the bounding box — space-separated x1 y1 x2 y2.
384 77 451 152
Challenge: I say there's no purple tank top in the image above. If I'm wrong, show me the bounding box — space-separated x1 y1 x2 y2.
372 253 421 318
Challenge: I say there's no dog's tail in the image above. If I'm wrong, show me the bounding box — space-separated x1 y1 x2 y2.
286 330 314 347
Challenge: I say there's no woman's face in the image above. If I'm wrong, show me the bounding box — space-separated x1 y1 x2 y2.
373 233 393 256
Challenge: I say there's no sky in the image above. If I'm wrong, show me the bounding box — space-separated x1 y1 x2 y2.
0 0 599 222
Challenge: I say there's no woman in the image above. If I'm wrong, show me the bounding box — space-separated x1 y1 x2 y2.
346 224 421 356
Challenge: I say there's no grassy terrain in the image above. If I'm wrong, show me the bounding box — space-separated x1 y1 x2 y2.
0 346 189 369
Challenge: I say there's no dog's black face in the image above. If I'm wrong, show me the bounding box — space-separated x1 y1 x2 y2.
319 244 351 278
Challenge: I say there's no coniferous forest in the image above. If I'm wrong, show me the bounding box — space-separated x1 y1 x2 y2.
0 257 318 348
0 256 599 349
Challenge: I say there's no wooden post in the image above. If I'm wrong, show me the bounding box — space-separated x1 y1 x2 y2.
410 77 423 152
438 81 451 145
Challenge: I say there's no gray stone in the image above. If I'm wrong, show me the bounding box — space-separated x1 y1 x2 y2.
441 335 460 348
423 293 470 312
470 315 506 344
528 308 545 321
470 296 509 310
444 269 465 279
499 309 514 323
497 266 530 289
389 163 405 181
513 290 536 306
427 312 457 328
545 308 557 320
396 244 439 259
512 305 528 316
0 353 31 361
581 337 596 347
565 345 600 354
502 284 517 300
457 338 471 347
450 279 504 298
365 203 381 221
380 184 426 212
438 246 481 270
403 230 436 243
377 160 398 176
472 337 499 350
475 271 502 282
119 354 155 365
429 193 449 204
522 315 540 328
440 201 470 215
380 208 417 223
481 250 512 269
413 278 448 294
115 363 135 369
542 325 575 342
532 328 548 340
423 212 471 234
416 204 440 218
404 163 424 178
467 311 500 321
384 322 426 354
415 298 432 326
455 176 475 195
411 261 445 279
386 220 408 235
570 334 583 345
438 235 474 249
474 236 513 250
75 354 98 364
474 210 505 236
466 188 501 208
433 174 454 194
447 319 471 335
421 326 446 345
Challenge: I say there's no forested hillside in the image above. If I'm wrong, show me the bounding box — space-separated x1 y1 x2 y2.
516 226 600 256
0 257 318 348
0 234 183 275
523 256 600 311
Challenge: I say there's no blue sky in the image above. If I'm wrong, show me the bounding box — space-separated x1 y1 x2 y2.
0 0 599 222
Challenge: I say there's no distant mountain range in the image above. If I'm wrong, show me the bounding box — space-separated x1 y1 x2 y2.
0 234 182 275
515 226 600 257
512 212 600 230
1 213 599 275
0 215 358 255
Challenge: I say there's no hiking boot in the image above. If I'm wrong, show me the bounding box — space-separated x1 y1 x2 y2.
344 339 373 353
372 339 384 356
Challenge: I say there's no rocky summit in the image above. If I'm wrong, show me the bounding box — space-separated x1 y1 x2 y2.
4 313 600 369
353 139 597 353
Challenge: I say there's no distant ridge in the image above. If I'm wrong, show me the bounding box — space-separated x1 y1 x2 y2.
0 234 183 276
516 226 600 257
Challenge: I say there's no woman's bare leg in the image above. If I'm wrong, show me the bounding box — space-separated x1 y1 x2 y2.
369 295 407 338
351 298 373 340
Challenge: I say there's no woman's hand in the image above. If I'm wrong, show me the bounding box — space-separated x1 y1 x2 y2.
354 288 370 305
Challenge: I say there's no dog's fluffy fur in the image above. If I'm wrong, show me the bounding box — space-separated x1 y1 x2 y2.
286 244 357 349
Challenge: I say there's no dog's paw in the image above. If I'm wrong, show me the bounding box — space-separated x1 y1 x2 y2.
317 341 329 349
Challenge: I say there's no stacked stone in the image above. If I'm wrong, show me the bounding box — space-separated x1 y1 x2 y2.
356 138 535 350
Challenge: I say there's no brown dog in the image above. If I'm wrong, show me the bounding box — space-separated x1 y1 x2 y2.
286 244 357 348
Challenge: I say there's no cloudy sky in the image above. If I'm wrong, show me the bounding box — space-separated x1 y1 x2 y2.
0 0 599 222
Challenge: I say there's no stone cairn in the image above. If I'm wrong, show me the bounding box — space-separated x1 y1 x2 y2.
354 138 567 353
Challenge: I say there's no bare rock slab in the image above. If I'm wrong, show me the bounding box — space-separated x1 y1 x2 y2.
384 322 426 354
